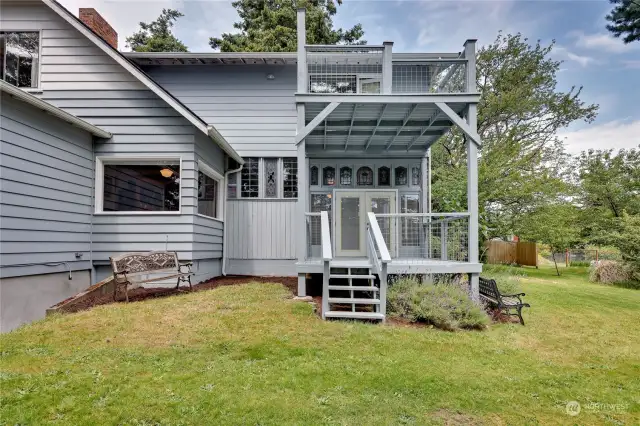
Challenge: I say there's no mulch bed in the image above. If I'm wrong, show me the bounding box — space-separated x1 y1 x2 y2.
52 276 298 314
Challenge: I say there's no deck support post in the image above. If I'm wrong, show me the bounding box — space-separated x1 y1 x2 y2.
382 41 393 94
296 7 308 297
464 39 480 302
322 261 330 319
379 263 388 322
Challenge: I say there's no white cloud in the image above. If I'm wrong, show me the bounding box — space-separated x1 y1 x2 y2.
558 120 640 154
566 52 596 67
569 31 639 54
623 60 640 69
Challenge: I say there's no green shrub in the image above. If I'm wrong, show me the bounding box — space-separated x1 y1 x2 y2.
570 261 592 267
387 278 489 331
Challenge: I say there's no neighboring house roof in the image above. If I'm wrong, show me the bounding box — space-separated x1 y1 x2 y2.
41 0 244 165
123 51 462 67
1 80 112 139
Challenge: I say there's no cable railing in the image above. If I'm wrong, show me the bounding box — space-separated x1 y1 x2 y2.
374 213 470 263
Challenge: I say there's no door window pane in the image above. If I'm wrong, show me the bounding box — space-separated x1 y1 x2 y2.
103 164 180 212
341 197 360 250
198 171 219 218
241 158 259 197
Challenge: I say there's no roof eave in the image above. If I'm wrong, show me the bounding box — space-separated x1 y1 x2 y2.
0 81 112 139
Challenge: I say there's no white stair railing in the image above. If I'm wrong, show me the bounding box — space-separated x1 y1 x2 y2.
320 211 332 319
366 212 391 319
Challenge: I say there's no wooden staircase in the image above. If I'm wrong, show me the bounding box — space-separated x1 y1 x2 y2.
323 265 385 321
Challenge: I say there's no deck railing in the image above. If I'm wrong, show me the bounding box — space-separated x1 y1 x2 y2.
304 45 468 95
305 211 332 261
374 213 470 263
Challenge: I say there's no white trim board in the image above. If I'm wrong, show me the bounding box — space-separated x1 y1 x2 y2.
42 0 244 165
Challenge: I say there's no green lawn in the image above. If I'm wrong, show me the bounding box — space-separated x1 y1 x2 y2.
1 266 638 425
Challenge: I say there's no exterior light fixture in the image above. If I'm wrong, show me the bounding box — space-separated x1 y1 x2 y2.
160 168 174 178
266 73 275 80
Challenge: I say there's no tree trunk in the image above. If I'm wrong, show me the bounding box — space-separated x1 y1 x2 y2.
552 251 561 276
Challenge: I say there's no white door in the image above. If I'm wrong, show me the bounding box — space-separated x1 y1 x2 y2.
335 190 396 257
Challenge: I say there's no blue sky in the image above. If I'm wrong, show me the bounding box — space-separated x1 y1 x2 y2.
60 0 640 153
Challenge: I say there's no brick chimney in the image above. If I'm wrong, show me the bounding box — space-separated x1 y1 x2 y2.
79 8 117 50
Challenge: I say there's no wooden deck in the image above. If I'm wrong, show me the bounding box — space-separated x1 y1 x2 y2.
297 257 482 274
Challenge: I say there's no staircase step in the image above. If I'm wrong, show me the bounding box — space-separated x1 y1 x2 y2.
328 298 380 305
328 285 379 291
324 311 385 320
329 274 376 280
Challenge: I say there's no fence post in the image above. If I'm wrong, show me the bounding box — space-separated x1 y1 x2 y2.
565 249 569 267
596 250 599 262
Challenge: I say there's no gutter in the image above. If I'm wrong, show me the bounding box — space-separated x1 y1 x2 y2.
222 162 243 276
207 125 244 166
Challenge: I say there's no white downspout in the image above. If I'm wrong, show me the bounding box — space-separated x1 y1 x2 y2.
221 163 243 276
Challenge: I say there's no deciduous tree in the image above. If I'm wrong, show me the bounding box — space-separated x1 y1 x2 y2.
431 33 598 242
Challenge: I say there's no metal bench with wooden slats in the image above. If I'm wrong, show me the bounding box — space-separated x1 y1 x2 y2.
479 277 530 325
109 251 194 302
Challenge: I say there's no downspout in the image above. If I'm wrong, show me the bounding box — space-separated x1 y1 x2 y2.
221 161 243 276
89 136 96 284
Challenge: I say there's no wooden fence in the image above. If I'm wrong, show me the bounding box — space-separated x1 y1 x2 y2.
484 240 538 267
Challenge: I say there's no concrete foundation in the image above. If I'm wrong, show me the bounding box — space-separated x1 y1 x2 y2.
0 270 91 332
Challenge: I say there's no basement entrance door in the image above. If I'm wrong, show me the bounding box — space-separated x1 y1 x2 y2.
334 190 397 257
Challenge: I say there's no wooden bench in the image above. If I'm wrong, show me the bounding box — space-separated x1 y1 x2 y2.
110 251 194 302
479 277 530 325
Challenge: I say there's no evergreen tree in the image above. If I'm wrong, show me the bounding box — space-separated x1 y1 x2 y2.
606 0 640 43
210 0 365 52
126 9 188 52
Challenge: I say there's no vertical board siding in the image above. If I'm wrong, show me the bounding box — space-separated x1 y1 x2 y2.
0 96 93 278
143 65 298 157
226 200 296 260
0 3 211 263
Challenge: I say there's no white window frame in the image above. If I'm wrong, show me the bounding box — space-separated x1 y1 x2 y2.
0 30 43 92
197 160 224 222
95 155 183 215
231 157 298 200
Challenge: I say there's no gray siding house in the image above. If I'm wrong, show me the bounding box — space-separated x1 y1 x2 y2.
1 1 482 328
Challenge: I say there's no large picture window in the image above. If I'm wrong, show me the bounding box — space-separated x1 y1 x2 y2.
198 162 223 220
101 161 181 212
1 32 40 88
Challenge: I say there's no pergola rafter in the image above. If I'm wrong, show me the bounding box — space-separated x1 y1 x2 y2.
384 103 419 151
344 104 358 151
406 110 440 151
364 104 388 150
